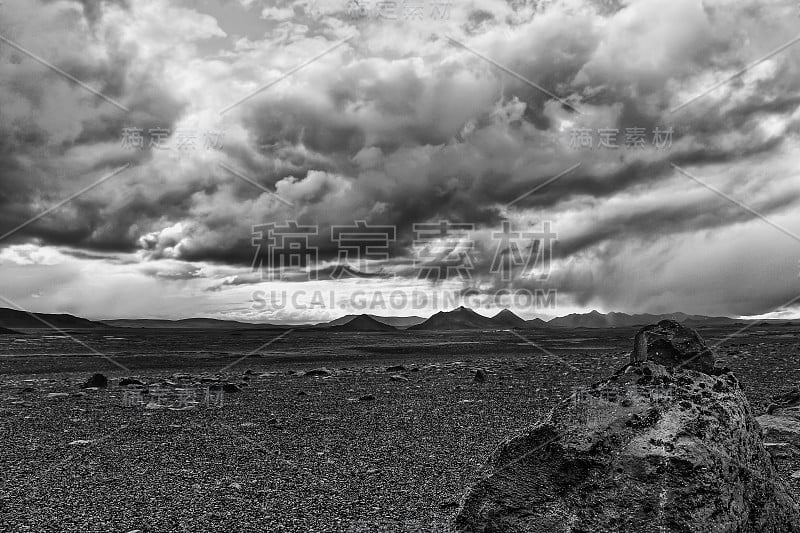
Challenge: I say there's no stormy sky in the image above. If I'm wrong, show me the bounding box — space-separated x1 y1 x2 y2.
0 0 799 323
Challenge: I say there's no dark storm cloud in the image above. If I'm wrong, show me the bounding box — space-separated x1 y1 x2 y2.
0 0 189 251
2 0 800 317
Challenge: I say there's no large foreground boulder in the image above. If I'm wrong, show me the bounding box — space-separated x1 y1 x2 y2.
456 322 800 532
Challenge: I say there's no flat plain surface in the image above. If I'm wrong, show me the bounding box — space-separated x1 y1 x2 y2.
1 326 799 532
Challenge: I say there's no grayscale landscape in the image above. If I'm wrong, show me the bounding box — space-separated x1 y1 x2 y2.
2 0 800 531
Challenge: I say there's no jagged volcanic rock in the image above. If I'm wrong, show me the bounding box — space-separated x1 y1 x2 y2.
455 324 800 532
631 319 715 374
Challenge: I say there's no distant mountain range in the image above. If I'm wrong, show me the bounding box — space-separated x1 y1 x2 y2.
0 306 789 332
102 318 277 329
546 310 739 329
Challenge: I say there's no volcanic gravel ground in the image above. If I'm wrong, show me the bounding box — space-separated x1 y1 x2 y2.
0 326 799 532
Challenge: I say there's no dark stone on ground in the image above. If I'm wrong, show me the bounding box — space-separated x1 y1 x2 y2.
386 365 407 372
473 369 487 383
81 373 108 389
359 394 376 401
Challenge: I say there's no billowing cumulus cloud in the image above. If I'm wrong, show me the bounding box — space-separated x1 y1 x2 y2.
0 0 799 321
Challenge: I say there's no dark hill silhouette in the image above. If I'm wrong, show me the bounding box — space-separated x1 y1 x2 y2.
0 308 105 329
328 314 397 332
323 314 425 328
410 306 497 330
491 309 527 328
0 326 21 335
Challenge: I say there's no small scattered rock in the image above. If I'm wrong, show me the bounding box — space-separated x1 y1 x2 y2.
386 365 407 372
68 439 94 446
81 373 108 389
473 369 487 383
304 368 333 377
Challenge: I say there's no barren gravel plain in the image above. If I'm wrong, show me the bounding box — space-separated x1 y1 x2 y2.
1 326 799 532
